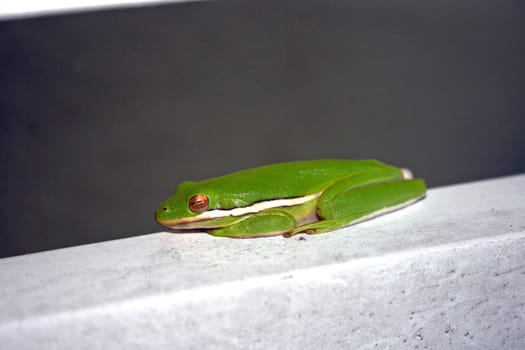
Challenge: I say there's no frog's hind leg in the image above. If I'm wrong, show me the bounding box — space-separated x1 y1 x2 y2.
285 169 426 237
208 209 297 238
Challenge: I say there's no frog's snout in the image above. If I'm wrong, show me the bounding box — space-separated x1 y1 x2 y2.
156 203 173 223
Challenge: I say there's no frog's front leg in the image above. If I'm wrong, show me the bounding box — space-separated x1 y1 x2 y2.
286 169 426 236
208 209 297 238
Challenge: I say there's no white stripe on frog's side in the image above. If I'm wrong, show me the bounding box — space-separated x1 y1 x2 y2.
163 193 321 228
400 168 413 180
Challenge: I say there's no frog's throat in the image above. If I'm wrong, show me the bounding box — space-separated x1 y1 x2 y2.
159 193 321 229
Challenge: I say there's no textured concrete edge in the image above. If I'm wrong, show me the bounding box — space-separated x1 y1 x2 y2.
1 230 523 331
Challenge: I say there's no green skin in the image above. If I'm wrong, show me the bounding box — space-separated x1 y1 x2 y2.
155 159 426 238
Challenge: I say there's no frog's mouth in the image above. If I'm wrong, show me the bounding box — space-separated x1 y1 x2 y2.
157 193 320 229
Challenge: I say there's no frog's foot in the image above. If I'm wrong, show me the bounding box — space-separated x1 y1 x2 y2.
285 177 426 237
284 218 350 237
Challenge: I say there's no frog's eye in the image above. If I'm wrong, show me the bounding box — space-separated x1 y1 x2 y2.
188 194 209 213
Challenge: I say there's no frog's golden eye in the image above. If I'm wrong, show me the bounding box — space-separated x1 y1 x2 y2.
188 194 209 213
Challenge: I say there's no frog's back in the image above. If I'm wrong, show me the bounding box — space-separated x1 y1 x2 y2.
198 159 396 200
263 159 388 174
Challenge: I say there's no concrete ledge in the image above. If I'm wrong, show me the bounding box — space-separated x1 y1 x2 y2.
1 175 524 349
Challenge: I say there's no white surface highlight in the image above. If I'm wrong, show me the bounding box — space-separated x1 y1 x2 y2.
1 174 524 349
0 0 201 21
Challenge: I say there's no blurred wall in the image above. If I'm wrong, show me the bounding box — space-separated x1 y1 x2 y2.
1 0 524 257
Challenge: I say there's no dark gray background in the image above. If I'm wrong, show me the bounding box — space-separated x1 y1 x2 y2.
1 0 524 257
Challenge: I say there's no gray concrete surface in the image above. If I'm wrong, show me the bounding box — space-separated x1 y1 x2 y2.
1 174 524 349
